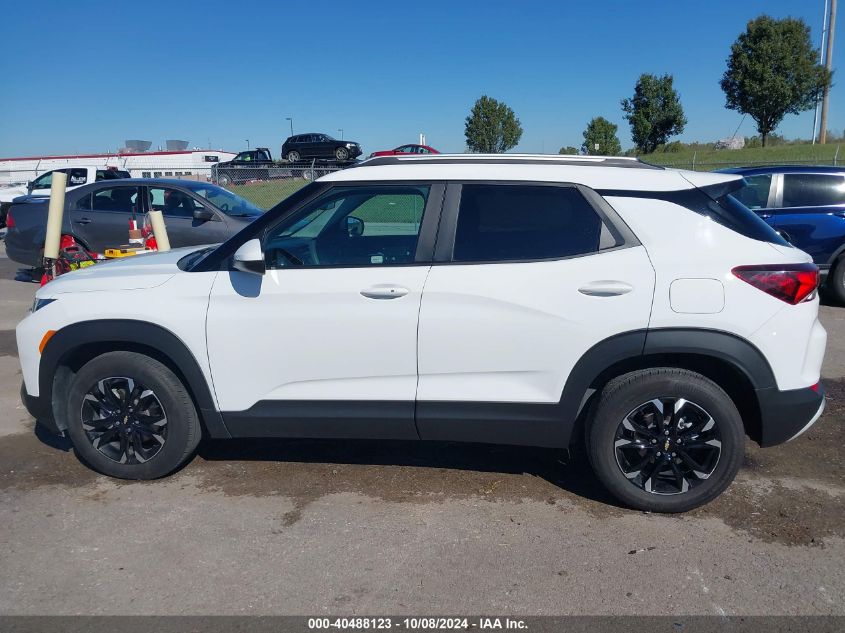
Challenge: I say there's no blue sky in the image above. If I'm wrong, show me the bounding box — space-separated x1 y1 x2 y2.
0 0 840 156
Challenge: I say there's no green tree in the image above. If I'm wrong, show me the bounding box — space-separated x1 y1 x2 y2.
559 146 580 155
721 15 831 146
621 74 687 154
464 95 523 153
581 117 622 155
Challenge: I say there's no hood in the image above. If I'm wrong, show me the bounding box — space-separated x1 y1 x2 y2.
38 245 213 296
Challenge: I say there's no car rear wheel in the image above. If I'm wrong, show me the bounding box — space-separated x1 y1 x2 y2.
65 351 201 479
335 147 349 161
286 150 300 163
826 257 845 304
587 368 744 513
217 173 232 187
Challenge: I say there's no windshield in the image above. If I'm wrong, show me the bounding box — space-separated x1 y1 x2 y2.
183 183 264 217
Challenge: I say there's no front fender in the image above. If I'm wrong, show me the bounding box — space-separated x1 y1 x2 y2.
38 319 229 438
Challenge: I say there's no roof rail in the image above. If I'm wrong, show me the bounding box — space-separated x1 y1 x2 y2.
356 153 662 170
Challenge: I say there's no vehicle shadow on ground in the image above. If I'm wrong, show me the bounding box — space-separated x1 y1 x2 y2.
194 436 624 509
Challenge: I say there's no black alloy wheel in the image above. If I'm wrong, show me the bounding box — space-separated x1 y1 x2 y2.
80 376 168 465
613 397 722 495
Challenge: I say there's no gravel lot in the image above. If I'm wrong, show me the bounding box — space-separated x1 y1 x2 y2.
0 242 843 616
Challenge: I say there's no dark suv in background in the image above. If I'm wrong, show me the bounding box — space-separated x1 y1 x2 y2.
281 133 362 163
723 165 845 302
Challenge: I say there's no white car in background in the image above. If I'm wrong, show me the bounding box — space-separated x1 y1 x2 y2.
0 166 130 229
16 154 827 513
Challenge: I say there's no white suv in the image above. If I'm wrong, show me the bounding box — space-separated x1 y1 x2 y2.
16 155 828 512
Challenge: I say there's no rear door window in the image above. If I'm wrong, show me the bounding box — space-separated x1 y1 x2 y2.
782 174 845 207
92 186 141 214
453 184 603 262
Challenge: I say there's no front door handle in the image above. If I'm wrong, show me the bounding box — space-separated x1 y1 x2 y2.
360 285 410 300
578 281 634 297
75 217 92 225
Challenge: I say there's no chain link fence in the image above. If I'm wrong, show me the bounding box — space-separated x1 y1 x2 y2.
211 161 346 209
645 153 841 172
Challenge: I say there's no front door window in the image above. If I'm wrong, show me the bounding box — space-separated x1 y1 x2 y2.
263 185 429 268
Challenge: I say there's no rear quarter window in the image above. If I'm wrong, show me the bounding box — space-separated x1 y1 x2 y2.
670 187 789 246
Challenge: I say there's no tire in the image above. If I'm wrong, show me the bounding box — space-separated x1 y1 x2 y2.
587 368 744 513
335 147 349 161
65 351 202 479
826 257 845 304
217 173 232 187
286 150 300 163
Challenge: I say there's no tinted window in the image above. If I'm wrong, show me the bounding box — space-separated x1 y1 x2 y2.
92 186 141 214
782 174 845 207
733 174 772 209
264 185 428 268
668 187 789 246
96 169 130 181
66 168 88 186
75 193 92 210
453 184 602 262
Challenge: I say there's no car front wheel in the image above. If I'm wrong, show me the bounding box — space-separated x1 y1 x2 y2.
587 368 744 512
65 351 201 479
335 147 349 161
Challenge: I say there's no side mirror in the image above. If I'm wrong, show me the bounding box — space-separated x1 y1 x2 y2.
346 216 364 237
26 181 34 193
233 238 265 275
193 207 216 222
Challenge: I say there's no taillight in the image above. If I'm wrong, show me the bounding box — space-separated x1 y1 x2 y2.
5 210 13 228
732 263 819 305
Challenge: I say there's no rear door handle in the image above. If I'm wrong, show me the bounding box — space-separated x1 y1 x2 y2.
578 281 634 297
360 285 410 300
75 217 92 225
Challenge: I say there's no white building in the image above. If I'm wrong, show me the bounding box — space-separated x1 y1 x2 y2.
0 149 237 185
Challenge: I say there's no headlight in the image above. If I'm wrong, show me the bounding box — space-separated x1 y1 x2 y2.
31 297 56 312
346 143 356 148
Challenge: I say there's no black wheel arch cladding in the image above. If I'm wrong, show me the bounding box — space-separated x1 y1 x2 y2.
39 319 230 438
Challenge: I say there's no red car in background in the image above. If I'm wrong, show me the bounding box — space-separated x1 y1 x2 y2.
369 144 440 158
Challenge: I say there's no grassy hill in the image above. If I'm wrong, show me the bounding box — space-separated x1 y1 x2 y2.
638 142 842 171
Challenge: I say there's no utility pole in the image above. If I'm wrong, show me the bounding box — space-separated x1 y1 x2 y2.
820 0 837 144
285 117 293 137
338 128 343 140
813 0 829 144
